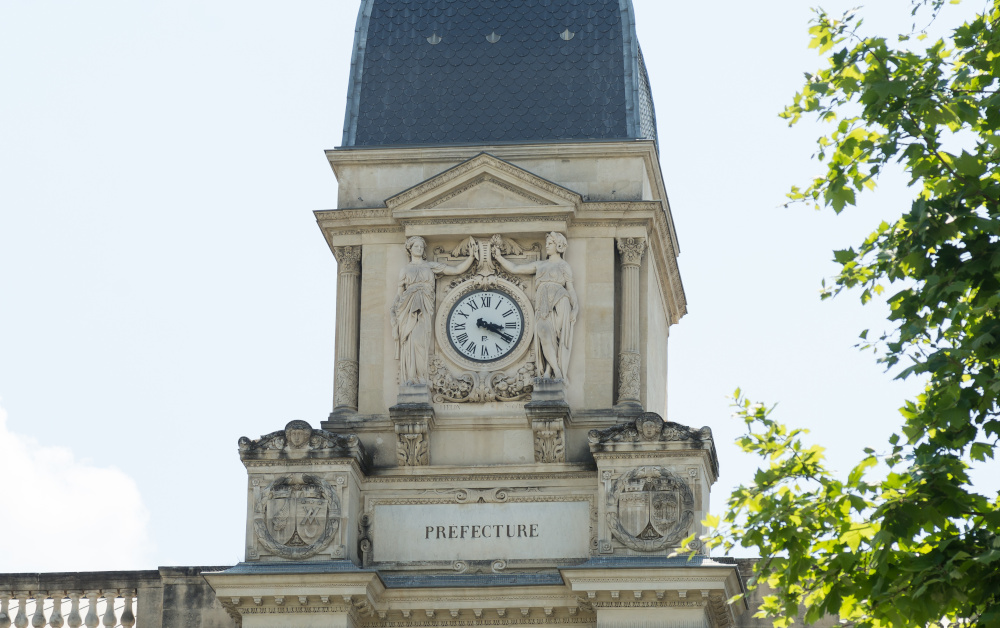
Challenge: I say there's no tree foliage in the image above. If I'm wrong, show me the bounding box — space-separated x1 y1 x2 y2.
705 2 1000 626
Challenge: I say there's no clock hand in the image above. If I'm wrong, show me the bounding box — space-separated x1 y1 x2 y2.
476 318 515 343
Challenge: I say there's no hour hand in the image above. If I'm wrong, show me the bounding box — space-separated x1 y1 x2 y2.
476 317 494 331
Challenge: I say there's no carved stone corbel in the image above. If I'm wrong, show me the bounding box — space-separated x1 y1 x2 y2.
390 386 436 467
524 378 569 463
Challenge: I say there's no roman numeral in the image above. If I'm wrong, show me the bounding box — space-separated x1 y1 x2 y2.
495 343 503 353
481 345 489 357
467 301 479 311
467 341 477 354
505 322 517 329
453 323 465 331
456 333 468 344
480 296 491 308
502 309 514 318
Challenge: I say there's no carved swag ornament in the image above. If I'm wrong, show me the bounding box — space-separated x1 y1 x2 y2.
588 412 712 447
238 420 365 462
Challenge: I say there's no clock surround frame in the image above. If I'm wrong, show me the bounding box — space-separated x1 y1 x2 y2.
435 277 535 374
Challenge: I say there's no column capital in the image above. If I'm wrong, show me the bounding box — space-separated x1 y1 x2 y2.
616 237 646 266
333 245 362 274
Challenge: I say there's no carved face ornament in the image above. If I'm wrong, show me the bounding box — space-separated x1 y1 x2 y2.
284 420 313 449
639 417 661 440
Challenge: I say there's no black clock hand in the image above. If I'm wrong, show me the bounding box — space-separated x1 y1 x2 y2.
477 318 515 344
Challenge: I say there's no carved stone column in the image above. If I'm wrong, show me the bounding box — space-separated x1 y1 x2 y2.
524 378 569 463
333 246 362 414
616 237 646 409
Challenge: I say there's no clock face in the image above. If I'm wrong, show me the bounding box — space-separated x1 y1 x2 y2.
446 290 525 363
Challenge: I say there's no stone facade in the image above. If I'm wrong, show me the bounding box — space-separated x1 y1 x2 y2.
0 2 806 627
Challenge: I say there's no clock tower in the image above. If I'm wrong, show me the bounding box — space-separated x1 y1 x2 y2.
205 1 747 626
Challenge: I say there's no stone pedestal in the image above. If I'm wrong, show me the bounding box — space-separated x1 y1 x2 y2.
390 385 436 467
589 412 718 557
524 378 569 463
237 421 367 565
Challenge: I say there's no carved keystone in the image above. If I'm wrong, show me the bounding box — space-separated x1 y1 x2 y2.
390 386 436 467
524 378 569 463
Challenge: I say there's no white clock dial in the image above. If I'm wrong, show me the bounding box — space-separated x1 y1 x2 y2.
446 290 525 363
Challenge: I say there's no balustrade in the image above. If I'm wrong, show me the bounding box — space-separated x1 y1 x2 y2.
0 592 135 628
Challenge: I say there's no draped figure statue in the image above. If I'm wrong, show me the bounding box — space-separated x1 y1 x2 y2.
391 236 475 385
494 232 579 381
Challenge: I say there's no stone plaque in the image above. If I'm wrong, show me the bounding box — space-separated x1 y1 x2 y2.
372 501 591 563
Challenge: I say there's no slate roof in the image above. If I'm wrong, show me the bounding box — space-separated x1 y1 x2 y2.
341 0 659 148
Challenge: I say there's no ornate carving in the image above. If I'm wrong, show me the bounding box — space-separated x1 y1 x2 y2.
332 245 361 274
253 474 341 559
589 412 712 446
428 356 536 403
617 352 641 403
605 466 695 552
709 593 736 628
238 421 364 462
333 359 359 409
531 419 566 463
358 513 373 567
616 237 646 266
395 420 429 466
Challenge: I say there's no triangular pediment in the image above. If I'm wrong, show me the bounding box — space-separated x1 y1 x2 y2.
385 153 582 213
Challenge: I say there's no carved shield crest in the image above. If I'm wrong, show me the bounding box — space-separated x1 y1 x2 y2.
254 474 341 560
606 466 695 552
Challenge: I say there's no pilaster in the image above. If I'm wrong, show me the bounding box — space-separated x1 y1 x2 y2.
616 237 646 410
332 245 362 417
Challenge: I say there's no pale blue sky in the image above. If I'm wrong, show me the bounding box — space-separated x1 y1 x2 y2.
0 0 990 570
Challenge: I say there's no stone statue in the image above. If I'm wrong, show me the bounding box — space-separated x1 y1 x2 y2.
391 236 475 385
494 232 578 380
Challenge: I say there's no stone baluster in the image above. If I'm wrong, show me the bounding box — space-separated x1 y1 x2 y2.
82 594 98 628
47 597 62 628
13 595 27 628
118 594 134 628
1 594 11 628
616 237 646 408
99 594 116 628
64 595 81 628
30 596 45 628
332 245 362 414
